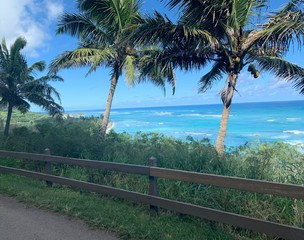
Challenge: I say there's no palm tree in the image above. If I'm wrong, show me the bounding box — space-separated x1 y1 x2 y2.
49 0 175 135
0 37 63 136
133 0 304 155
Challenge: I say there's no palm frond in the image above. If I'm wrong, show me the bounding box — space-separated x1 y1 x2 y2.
133 12 219 71
78 0 122 28
37 74 64 83
57 13 109 45
49 48 114 74
257 0 304 51
132 12 175 45
86 48 116 75
168 0 232 33
230 0 268 28
140 42 212 74
10 37 27 57
138 48 176 95
77 0 141 38
0 38 10 69
199 61 226 93
256 55 304 94
28 61 46 75
22 76 63 101
0 37 9 55
122 55 137 85
134 11 218 48
26 92 63 116
14 98 30 114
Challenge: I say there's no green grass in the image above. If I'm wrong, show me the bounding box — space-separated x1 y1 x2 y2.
0 173 235 240
0 110 49 129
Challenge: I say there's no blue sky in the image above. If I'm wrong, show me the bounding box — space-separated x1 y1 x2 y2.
0 0 303 111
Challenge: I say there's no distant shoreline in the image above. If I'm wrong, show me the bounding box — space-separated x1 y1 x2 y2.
61 112 115 134
62 113 85 118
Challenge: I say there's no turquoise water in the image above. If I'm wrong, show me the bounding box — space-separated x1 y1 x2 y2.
69 101 304 147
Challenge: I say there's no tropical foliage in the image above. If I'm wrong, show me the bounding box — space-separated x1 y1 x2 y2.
0 37 63 136
132 0 304 154
49 0 175 135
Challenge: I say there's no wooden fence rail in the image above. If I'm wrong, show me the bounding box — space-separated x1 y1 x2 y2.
0 149 303 240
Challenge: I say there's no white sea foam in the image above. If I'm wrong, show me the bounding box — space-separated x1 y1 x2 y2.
159 122 164 125
286 117 301 122
179 113 201 117
283 130 304 135
111 111 131 115
267 119 276 122
271 135 289 139
185 132 212 137
245 133 261 137
154 111 172 116
179 113 222 118
284 140 304 146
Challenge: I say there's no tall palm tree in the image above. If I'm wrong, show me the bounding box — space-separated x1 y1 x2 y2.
133 0 304 155
49 0 175 135
0 37 63 136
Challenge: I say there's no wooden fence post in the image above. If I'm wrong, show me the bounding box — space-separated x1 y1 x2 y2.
148 156 158 213
44 148 53 187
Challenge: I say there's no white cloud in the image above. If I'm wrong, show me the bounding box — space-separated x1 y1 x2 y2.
0 0 64 57
269 79 291 89
46 2 65 20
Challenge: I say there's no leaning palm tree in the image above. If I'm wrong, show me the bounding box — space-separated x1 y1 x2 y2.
133 0 304 155
0 37 63 136
50 0 175 135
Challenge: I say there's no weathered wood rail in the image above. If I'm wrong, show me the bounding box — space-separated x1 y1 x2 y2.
0 149 303 240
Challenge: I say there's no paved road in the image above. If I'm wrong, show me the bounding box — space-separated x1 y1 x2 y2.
0 195 120 240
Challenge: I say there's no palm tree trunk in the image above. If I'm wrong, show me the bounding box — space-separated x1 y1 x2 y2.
215 72 238 155
101 68 119 135
215 104 231 155
4 102 13 136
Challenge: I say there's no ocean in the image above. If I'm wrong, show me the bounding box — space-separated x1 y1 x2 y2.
68 100 304 147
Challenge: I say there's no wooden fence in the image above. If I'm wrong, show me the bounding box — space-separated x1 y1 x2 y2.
0 149 303 240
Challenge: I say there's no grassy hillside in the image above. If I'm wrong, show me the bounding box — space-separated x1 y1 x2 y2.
0 110 50 130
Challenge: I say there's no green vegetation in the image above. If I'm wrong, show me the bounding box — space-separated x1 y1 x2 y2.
0 110 50 129
0 115 303 240
133 0 304 155
0 37 63 136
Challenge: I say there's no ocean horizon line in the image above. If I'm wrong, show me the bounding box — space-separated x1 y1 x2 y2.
64 99 304 113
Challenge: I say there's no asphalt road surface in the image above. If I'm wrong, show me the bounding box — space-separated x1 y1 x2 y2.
0 195 120 240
